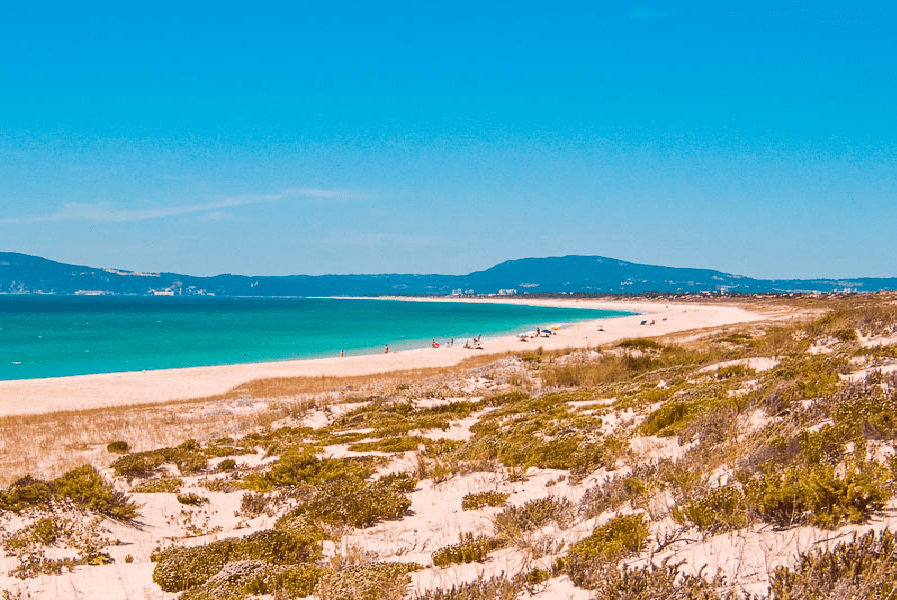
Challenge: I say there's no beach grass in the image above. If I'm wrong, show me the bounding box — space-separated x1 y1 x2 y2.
0 354 508 485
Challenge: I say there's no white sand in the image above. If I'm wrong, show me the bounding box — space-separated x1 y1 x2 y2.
0 298 771 417
697 356 780 373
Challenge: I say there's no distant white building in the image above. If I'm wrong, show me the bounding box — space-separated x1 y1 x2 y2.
497 288 517 296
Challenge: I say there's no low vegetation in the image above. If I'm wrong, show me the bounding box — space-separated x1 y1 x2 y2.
285 474 415 528
769 529 897 599
315 562 422 600
130 476 183 493
152 521 328 593
432 533 505 567
0 465 137 520
461 491 509 510
111 439 209 478
561 514 650 588
8 296 897 599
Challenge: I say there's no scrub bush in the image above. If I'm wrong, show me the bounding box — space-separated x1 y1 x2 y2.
432 533 504 567
0 466 138 521
562 514 649 588
130 477 182 493
672 486 748 533
744 465 889 528
106 440 129 453
769 529 897 599
152 525 327 593
461 491 509 510
315 562 422 600
288 475 414 529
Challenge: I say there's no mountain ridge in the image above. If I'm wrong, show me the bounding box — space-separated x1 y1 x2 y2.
1 251 895 296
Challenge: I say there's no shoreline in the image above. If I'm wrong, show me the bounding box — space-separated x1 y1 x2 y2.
0 297 771 416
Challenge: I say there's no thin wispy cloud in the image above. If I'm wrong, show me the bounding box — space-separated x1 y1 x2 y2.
0 188 372 225
282 187 373 200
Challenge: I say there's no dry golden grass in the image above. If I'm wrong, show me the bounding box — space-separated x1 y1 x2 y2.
0 353 510 486
0 396 312 486
195 352 514 401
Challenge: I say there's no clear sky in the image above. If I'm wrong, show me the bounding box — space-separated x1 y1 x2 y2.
1 2 894 278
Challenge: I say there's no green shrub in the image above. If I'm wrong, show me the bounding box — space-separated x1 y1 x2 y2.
461 491 509 510
348 436 428 453
834 392 897 441
745 465 889 528
377 472 418 493
563 514 649 588
720 332 752 344
110 451 166 478
30 517 62 546
494 497 572 536
589 560 738 599
834 328 858 342
432 533 504 567
266 564 331 598
0 475 52 512
51 465 138 520
774 356 844 399
111 440 209 478
314 562 421 600
177 492 207 506
2 517 67 551
240 447 375 492
130 477 182 494
637 386 675 404
178 562 331 600
289 475 413 528
798 425 852 466
106 440 129 454
770 529 896 599
672 486 748 533
716 364 752 378
152 526 327 593
462 397 625 478
329 399 472 438
218 459 237 471
639 401 696 437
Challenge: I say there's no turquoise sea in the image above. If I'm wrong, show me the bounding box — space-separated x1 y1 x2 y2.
0 296 630 381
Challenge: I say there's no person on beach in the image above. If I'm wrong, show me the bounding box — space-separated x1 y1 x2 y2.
340 350 344 358
450 337 454 347
384 344 389 354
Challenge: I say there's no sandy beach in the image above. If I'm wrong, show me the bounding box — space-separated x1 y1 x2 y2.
0 298 772 416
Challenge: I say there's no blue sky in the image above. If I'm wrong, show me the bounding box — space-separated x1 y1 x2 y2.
1 2 894 278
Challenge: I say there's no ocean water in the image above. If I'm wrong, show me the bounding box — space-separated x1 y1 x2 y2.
0 296 630 381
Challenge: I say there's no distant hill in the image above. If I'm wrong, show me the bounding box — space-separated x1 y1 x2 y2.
1 252 895 296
